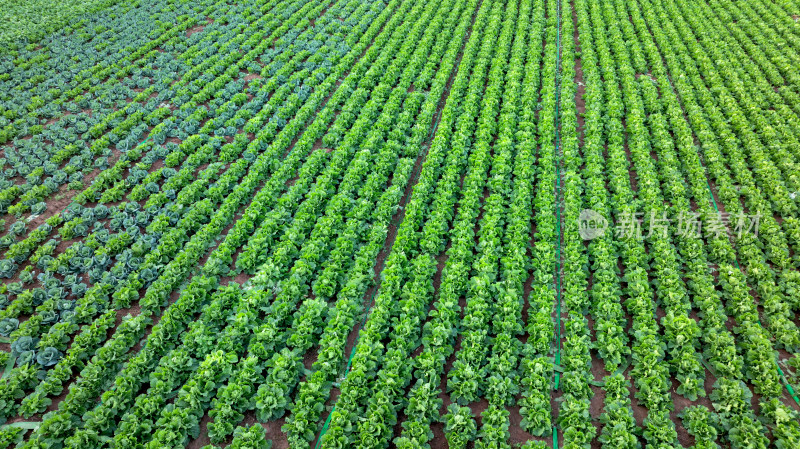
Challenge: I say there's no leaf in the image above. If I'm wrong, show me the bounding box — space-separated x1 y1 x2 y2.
2 421 39 430
1 355 15 379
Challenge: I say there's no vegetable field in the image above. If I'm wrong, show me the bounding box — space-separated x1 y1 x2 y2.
0 0 799 447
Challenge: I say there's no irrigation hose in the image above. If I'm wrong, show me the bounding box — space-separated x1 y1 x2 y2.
552 0 564 446
312 279 379 449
